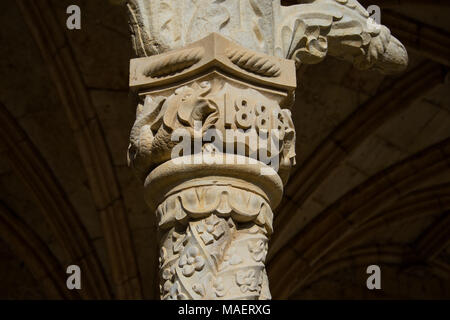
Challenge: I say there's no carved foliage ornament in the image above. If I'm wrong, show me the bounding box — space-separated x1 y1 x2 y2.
126 0 408 301
127 79 296 182
127 34 293 299
158 205 271 300
127 0 407 74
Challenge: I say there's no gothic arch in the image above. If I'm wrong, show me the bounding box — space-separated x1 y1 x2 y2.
16 0 143 299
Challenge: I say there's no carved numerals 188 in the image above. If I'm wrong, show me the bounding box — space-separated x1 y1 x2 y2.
224 93 285 140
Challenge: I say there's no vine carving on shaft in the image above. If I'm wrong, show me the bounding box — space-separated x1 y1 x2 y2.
158 185 272 300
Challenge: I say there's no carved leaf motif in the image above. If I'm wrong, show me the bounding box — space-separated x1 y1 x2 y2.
276 0 408 73
196 215 225 245
128 96 166 163
226 48 281 77
128 81 220 181
283 17 332 65
128 0 407 74
223 247 242 267
172 231 188 254
163 81 218 130
236 269 259 293
199 231 214 245
159 204 270 299
167 281 188 300
142 47 204 78
159 246 167 267
159 186 274 234
212 277 226 297
192 283 205 297
179 246 205 277
248 239 266 262
186 0 231 43
159 0 181 48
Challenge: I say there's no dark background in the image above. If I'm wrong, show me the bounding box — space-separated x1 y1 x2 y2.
0 0 449 299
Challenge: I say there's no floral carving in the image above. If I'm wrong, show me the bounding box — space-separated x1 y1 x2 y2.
196 215 225 245
166 81 218 129
157 185 274 234
167 281 188 300
236 269 260 293
226 48 281 77
192 283 205 297
186 0 231 44
127 0 271 57
127 81 219 181
248 239 267 263
128 0 408 302
179 246 205 277
213 277 225 297
172 230 188 254
192 274 226 298
275 0 408 73
142 47 204 78
162 265 175 294
223 247 242 268
161 265 189 300
157 187 272 299
159 246 168 268
128 0 407 74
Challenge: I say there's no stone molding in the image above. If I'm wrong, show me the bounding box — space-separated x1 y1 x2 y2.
128 33 296 299
127 0 408 74
129 33 297 92
126 0 409 300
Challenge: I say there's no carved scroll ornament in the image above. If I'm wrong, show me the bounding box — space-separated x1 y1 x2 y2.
127 0 408 74
125 0 408 300
128 34 294 299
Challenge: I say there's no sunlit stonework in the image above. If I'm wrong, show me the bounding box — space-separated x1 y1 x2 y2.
126 0 408 300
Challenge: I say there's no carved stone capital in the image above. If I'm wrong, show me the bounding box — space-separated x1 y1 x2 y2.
128 33 297 183
127 0 408 74
128 33 296 299
125 0 408 300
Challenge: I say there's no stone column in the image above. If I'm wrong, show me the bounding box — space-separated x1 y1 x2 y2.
128 33 296 299
126 0 408 300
